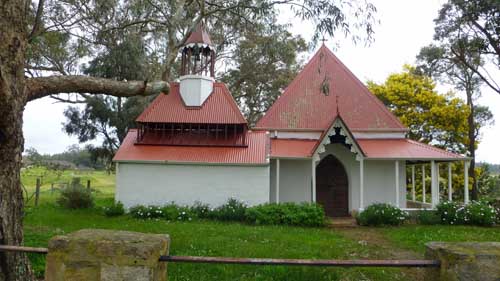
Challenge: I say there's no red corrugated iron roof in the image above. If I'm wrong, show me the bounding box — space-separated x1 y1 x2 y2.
113 129 268 164
270 138 317 158
357 139 465 160
136 82 247 124
185 22 213 46
255 45 407 132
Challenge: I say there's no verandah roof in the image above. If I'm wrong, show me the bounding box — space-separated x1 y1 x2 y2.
270 138 467 161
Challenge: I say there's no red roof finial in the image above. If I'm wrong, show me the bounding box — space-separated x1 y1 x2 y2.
185 22 213 46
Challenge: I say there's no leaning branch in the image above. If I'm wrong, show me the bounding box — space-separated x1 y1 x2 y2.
25 75 170 101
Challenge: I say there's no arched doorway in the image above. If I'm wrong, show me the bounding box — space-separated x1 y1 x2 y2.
316 155 349 217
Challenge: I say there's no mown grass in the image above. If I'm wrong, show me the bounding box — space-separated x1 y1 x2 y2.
24 201 404 280
382 225 500 253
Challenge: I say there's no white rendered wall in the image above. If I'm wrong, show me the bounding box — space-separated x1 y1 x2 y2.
277 159 312 203
116 163 269 208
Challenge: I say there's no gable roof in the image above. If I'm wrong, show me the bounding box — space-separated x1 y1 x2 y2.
114 129 268 164
255 45 407 132
136 82 247 124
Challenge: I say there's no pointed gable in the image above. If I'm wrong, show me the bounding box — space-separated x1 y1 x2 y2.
136 82 247 124
255 45 407 132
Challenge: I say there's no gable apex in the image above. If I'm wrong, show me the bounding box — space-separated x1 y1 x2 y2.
255 45 407 132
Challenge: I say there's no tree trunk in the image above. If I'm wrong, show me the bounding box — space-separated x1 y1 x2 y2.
0 1 34 280
466 90 477 200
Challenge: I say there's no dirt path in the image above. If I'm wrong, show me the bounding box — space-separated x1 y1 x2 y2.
332 227 427 281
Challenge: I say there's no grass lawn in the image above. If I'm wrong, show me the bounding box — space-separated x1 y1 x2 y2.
25 200 405 281
21 168 500 280
382 225 500 253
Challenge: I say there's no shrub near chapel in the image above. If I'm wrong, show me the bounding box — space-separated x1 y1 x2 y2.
356 203 409 226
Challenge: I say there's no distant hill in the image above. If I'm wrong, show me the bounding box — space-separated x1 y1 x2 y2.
477 162 500 175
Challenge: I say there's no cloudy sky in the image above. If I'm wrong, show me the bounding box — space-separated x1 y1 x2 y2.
23 0 500 163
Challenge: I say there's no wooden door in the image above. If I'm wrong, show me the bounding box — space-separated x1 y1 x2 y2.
316 155 349 217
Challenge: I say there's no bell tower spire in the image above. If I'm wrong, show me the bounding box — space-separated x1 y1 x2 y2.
179 22 216 106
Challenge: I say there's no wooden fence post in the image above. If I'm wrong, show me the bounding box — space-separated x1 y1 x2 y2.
35 178 41 206
86 180 91 192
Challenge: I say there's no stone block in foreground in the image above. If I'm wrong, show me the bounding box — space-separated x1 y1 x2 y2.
425 242 500 281
45 229 170 281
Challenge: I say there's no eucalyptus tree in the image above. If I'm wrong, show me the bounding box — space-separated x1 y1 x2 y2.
0 1 378 280
432 0 500 95
417 38 494 201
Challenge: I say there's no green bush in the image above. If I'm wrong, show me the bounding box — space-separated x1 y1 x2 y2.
416 210 441 225
129 205 163 219
56 178 94 209
463 201 497 226
436 201 465 225
190 201 211 219
104 201 125 217
161 204 195 221
245 203 325 227
210 198 247 221
356 203 409 226
434 201 497 226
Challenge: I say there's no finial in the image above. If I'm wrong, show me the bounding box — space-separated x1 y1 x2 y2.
320 36 327 45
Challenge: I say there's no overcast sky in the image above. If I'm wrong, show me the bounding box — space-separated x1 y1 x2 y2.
23 0 500 163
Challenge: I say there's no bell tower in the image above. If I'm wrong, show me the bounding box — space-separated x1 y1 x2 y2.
179 22 215 106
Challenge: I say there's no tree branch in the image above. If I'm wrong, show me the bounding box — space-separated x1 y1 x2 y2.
450 47 500 94
25 75 169 101
28 0 45 42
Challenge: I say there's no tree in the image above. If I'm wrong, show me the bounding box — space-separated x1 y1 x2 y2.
367 65 471 153
417 40 494 201
62 34 155 170
222 24 307 125
433 0 500 95
1 1 379 280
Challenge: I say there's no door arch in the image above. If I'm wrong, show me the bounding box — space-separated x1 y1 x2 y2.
316 154 349 217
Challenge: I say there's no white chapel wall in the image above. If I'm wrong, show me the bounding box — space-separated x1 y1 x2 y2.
116 162 270 208
277 159 313 203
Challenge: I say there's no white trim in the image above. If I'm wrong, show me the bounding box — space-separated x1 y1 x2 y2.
360 158 364 209
464 161 469 204
272 131 322 140
114 160 269 167
422 164 426 204
270 156 311 160
431 160 439 208
353 132 406 139
448 162 453 201
311 159 316 203
395 160 399 207
411 165 416 201
364 157 470 161
276 158 280 203
312 117 362 163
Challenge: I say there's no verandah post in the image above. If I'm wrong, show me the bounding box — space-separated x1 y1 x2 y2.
448 162 452 201
395 160 399 207
276 158 280 203
464 161 469 204
411 165 415 201
422 164 426 204
359 157 364 210
311 159 316 203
